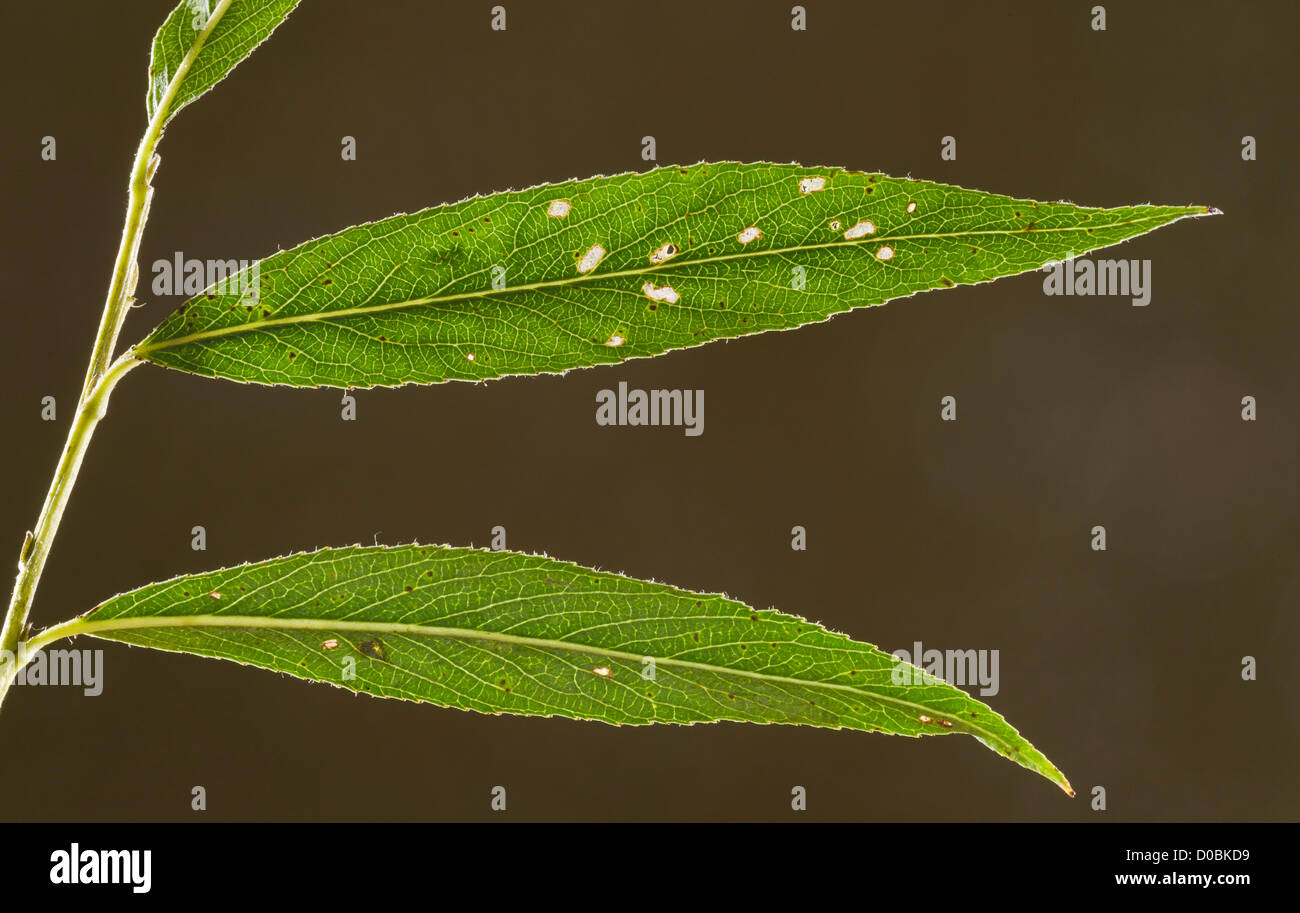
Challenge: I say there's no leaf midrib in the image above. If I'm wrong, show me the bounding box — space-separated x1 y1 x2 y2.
151 0 236 123
135 212 1194 356
61 612 1003 739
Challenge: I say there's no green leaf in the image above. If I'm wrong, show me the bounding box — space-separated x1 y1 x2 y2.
55 545 1072 794
147 0 300 128
134 162 1211 388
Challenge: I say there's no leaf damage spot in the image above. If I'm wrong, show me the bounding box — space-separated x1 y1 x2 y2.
641 281 680 304
591 666 613 678
546 199 571 218
358 638 389 662
466 352 476 362
918 715 932 724
906 200 918 214
322 638 339 650
208 591 222 600
737 226 762 244
577 244 606 274
798 176 827 194
876 245 895 260
648 242 679 265
604 333 626 348
844 220 876 240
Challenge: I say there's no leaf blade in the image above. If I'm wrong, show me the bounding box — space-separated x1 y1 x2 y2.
147 0 300 128
135 162 1209 388
65 545 1071 794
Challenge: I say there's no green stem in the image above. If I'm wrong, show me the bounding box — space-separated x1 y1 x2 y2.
78 145 155 405
0 355 140 707
78 0 235 401
0 0 237 713
0 596 92 701
0 139 157 677
2 115 161 670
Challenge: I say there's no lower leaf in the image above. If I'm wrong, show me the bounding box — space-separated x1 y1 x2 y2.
48 545 1071 794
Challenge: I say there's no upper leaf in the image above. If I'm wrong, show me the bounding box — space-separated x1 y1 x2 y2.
147 0 300 128
134 163 1209 388
61 545 1071 794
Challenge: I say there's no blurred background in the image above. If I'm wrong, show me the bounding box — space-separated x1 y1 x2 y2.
0 0 1294 821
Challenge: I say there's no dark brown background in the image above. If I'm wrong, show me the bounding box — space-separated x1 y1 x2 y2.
0 1 1294 821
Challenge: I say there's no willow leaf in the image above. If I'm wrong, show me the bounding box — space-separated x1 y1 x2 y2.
147 0 300 128
45 545 1072 794
134 163 1210 388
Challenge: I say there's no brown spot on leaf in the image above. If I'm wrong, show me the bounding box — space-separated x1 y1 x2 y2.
358 638 389 662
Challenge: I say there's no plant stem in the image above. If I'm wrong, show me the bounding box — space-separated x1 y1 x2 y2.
0 355 140 707
0 1 238 713
0 121 155 655
0 107 160 702
78 147 155 404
